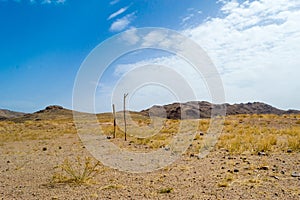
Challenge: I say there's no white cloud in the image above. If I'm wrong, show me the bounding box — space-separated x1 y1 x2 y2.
21 0 66 4
110 0 120 5
97 0 300 112
181 13 194 23
109 12 135 32
180 8 203 27
108 6 129 20
42 0 65 4
121 28 139 45
109 55 211 111
2 0 66 4
180 0 300 109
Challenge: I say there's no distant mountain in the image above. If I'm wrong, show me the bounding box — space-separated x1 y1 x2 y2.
0 109 26 120
2 102 299 122
9 105 74 123
141 101 300 119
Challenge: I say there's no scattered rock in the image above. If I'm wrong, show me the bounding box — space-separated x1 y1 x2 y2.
258 151 267 156
259 166 269 170
45 105 63 110
241 157 247 161
42 147 47 151
7 160 10 163
287 149 293 153
58 146 62 150
291 172 300 177
199 132 204 136
234 169 239 173
164 147 170 151
106 136 112 139
272 176 280 180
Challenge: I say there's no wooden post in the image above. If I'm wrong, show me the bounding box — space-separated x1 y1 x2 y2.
123 93 128 141
112 104 116 138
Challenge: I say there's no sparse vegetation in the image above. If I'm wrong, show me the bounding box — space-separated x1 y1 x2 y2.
1 110 299 199
100 184 125 190
52 157 101 185
1 113 299 154
158 187 173 194
218 173 234 187
216 114 300 154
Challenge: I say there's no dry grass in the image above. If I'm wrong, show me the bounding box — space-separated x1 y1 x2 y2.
52 157 102 185
1 113 299 155
218 173 234 187
0 119 76 144
217 114 300 154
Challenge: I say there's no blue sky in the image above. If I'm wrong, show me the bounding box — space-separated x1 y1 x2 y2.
1 0 300 113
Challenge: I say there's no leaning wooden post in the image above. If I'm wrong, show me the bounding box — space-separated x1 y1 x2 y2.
112 104 116 138
123 93 129 141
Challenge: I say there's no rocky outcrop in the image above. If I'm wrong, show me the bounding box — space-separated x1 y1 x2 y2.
141 101 300 119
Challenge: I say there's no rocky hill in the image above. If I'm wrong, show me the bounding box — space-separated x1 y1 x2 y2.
8 105 74 123
2 102 299 122
141 101 300 119
0 109 26 120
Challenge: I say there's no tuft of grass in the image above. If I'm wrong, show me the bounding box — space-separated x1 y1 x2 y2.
218 182 229 187
52 156 101 185
218 173 234 187
100 184 125 190
158 187 173 194
287 134 300 151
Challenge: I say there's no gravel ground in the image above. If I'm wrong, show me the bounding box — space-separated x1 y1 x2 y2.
1 133 299 200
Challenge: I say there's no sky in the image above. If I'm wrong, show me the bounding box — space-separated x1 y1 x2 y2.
0 0 300 113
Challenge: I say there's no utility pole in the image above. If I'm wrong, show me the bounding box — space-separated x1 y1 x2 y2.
123 93 129 141
112 104 116 138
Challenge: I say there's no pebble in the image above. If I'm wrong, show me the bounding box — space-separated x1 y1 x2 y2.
259 166 269 170
287 149 293 153
291 172 300 177
258 152 266 156
272 176 280 180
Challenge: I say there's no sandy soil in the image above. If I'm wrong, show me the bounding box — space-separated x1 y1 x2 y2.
1 132 299 200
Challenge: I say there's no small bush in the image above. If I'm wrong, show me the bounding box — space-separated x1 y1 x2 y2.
52 156 101 185
159 187 173 194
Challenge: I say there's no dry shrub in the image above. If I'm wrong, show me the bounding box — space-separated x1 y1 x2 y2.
52 157 101 185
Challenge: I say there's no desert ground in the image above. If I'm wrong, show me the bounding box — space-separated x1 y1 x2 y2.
0 107 299 199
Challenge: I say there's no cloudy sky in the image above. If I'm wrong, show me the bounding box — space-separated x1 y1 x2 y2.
1 0 300 113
